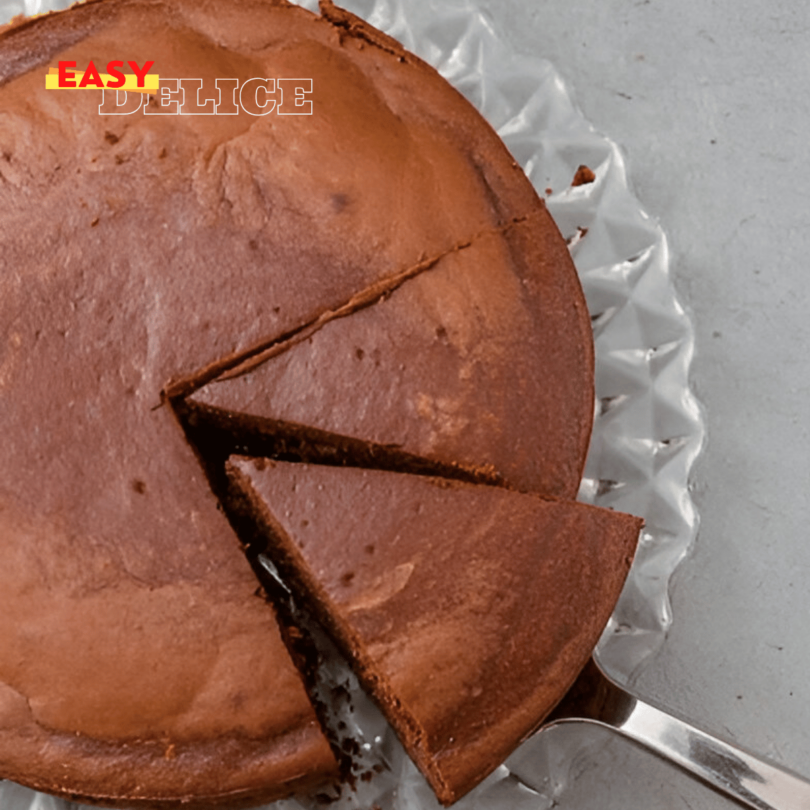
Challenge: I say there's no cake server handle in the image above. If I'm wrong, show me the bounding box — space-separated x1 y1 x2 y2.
545 658 810 810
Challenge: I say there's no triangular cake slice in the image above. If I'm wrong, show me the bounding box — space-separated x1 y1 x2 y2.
226 457 642 805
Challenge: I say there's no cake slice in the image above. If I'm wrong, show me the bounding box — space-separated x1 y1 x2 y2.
226 457 642 805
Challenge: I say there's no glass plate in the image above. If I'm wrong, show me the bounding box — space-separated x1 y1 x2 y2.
0 0 705 808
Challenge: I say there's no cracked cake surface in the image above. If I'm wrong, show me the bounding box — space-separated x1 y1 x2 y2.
2 0 602 806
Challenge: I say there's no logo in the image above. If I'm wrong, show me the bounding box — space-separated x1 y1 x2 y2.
46 62 313 116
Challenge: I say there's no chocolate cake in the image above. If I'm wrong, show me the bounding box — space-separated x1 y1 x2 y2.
226 458 641 805
0 0 623 806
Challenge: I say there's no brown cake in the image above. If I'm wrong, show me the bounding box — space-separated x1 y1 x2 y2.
226 458 641 805
0 0 615 806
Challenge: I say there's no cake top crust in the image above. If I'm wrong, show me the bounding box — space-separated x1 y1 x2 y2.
1 0 596 805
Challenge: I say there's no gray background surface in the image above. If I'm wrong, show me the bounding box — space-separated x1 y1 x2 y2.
478 1 810 807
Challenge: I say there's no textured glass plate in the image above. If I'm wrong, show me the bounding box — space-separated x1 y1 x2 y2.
0 0 704 808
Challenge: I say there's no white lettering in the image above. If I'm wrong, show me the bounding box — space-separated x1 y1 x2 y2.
144 78 182 115
239 78 276 116
179 78 216 115
215 78 239 115
278 78 314 115
96 78 314 115
98 89 143 115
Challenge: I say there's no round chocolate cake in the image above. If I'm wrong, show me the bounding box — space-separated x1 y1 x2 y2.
0 0 616 807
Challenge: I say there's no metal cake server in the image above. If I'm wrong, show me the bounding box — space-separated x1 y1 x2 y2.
541 657 810 810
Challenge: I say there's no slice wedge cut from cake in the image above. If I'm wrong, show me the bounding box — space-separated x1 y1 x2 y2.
226 457 642 805
191 215 594 499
